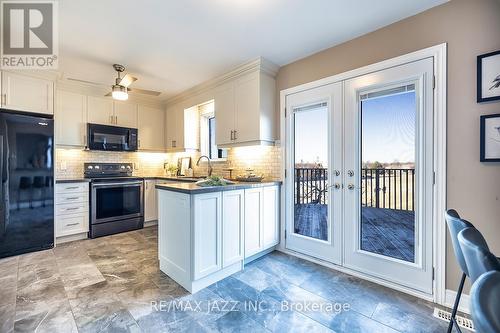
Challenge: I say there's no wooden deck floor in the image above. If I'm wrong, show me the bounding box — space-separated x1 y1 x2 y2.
294 204 414 262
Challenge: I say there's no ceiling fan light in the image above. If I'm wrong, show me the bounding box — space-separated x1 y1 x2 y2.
111 85 128 100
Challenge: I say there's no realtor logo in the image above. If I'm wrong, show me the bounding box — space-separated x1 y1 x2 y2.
1 0 58 69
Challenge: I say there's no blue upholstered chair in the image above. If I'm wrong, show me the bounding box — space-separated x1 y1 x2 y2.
444 209 474 333
457 227 500 283
470 271 500 333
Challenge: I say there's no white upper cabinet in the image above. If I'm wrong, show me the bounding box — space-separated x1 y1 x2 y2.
165 104 198 152
214 82 235 146
56 90 87 146
114 101 137 128
214 68 276 147
138 105 165 151
1 72 54 115
87 96 114 125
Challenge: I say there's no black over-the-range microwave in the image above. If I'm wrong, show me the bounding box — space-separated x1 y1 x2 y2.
87 123 138 151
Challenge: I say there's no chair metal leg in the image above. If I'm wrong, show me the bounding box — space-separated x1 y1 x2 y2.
447 272 466 333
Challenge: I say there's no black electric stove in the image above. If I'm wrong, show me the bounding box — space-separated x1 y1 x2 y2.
85 163 144 238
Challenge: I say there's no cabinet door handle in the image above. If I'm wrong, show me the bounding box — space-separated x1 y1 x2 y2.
65 207 79 211
234 130 237 140
115 115 118 124
66 222 79 226
172 140 176 148
65 186 78 190
65 197 79 200
110 115 113 124
138 139 141 148
230 130 234 141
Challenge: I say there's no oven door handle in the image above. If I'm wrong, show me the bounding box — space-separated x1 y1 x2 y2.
92 181 143 188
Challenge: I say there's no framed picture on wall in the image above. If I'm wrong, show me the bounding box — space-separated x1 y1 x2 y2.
480 114 500 162
477 50 500 102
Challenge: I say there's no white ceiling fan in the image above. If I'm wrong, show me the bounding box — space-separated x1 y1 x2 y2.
66 64 162 100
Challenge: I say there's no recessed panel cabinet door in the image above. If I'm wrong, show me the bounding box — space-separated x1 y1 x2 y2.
193 192 222 280
214 82 235 146
87 96 113 125
234 72 259 143
138 105 165 151
114 101 137 128
144 180 158 222
244 188 263 258
263 185 279 248
1 72 54 114
56 90 87 146
222 190 244 267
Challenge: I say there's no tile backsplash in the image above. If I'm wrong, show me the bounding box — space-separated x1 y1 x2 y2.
55 145 282 180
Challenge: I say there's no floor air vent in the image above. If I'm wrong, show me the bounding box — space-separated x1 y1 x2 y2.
433 308 475 332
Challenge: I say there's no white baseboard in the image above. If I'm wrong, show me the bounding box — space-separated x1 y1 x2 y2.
144 220 158 228
444 289 470 314
55 232 88 244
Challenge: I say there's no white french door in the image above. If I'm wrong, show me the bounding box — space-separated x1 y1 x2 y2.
285 58 435 294
343 57 434 294
285 83 343 264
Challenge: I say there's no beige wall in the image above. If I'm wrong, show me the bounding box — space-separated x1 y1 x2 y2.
276 0 500 293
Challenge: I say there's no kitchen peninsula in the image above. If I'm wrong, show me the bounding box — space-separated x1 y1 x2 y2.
156 180 280 293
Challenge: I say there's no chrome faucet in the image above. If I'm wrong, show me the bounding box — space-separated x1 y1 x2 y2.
196 155 212 177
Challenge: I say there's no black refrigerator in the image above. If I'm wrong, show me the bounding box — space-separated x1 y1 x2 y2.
0 110 54 258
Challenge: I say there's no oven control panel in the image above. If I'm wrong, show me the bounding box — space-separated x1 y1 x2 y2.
84 163 133 178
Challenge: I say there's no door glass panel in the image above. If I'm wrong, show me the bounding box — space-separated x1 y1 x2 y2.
360 85 416 262
293 103 328 241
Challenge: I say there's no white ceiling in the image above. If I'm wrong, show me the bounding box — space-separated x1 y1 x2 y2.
59 0 447 100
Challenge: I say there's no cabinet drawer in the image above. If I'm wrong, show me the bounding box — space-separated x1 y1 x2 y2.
56 183 88 194
56 202 88 216
56 192 88 204
56 214 88 237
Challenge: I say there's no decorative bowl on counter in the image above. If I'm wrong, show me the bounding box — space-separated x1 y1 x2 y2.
235 175 264 182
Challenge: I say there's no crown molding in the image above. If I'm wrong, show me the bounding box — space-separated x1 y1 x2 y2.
164 57 279 107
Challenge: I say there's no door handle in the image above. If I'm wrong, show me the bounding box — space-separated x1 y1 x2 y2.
347 184 355 190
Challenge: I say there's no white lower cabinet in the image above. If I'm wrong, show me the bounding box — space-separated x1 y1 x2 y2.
222 190 244 267
55 182 89 239
262 185 280 248
158 185 280 293
244 185 279 259
244 188 263 257
144 179 158 222
193 192 222 280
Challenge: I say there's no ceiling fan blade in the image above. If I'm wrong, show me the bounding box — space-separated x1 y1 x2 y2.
119 74 137 87
104 92 112 97
127 87 162 96
66 77 108 87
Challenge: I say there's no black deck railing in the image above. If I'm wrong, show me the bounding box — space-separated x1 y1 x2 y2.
294 167 415 211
